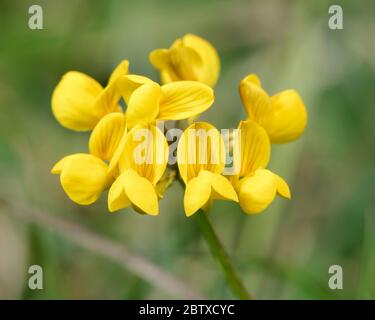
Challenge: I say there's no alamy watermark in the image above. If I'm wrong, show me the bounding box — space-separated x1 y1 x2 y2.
130 121 241 175
28 265 43 290
28 5 43 30
328 265 343 290
328 5 343 30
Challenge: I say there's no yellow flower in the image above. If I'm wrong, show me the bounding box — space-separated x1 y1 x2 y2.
177 122 238 217
239 74 307 143
108 124 169 216
231 120 291 214
52 60 129 131
116 75 214 128
149 34 220 87
51 113 127 205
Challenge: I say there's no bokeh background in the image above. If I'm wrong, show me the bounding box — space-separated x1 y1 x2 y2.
0 0 374 299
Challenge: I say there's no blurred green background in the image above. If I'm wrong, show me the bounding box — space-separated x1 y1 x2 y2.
0 0 374 299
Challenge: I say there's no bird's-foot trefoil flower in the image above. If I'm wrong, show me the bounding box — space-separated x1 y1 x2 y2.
51 113 127 204
177 122 238 217
230 119 291 214
239 74 308 143
52 60 129 131
108 124 169 216
149 34 220 88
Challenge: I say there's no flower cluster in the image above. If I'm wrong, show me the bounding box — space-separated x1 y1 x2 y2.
51 34 307 217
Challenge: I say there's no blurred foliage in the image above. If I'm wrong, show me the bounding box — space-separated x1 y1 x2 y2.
0 0 374 299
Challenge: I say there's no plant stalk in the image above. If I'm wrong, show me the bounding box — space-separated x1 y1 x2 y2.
194 210 252 300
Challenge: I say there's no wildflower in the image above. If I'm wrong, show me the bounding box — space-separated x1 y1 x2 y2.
51 113 127 204
117 75 214 127
239 74 307 143
108 124 169 215
230 120 291 214
177 122 238 216
52 60 129 131
149 34 220 87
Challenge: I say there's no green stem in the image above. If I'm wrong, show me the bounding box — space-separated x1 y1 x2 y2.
194 210 252 300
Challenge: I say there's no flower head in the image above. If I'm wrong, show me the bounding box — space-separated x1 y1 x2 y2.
50 35 306 219
177 122 238 216
150 34 220 87
239 74 307 143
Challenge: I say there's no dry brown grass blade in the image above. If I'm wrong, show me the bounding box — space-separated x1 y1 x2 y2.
0 197 204 300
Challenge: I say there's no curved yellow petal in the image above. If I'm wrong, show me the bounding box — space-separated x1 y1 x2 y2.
51 153 87 174
51 71 104 131
239 73 272 121
58 154 110 205
184 172 212 217
159 81 214 120
149 49 171 70
211 173 238 202
116 74 154 104
109 169 159 215
238 169 277 214
274 173 291 199
124 169 159 216
89 113 126 161
108 60 129 85
264 90 308 143
237 120 271 177
182 34 220 87
169 45 203 81
177 122 225 184
108 171 131 212
108 124 128 174
93 84 122 115
126 82 161 128
119 124 168 185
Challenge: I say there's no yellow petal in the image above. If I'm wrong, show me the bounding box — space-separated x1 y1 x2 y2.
116 74 154 104
159 81 214 120
238 169 277 214
108 169 159 215
119 124 168 185
51 153 87 174
184 172 212 217
124 170 159 216
242 73 261 87
108 124 128 174
211 173 238 202
169 45 203 80
264 90 308 143
274 173 291 199
108 60 129 85
93 84 122 115
51 71 104 131
149 49 171 70
177 122 225 184
107 171 131 212
239 73 273 121
89 113 126 161
182 34 220 87
237 120 270 177
149 49 180 83
58 154 110 205
126 82 161 128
